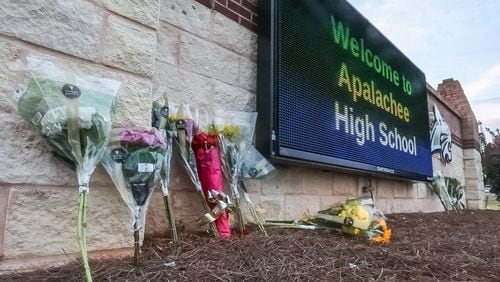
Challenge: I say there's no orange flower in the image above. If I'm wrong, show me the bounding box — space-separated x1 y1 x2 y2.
371 219 392 244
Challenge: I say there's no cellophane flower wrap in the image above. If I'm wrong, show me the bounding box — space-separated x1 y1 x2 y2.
215 110 266 235
266 197 392 243
192 129 231 238
152 100 178 243
12 56 120 281
101 127 165 266
168 102 219 237
102 127 165 231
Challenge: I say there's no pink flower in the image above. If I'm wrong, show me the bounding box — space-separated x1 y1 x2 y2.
119 128 164 148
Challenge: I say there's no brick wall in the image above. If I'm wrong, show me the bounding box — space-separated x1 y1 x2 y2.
196 0 258 31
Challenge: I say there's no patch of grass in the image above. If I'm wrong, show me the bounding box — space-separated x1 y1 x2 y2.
486 195 500 210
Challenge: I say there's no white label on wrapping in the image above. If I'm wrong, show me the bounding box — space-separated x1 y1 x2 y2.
138 163 154 172
31 112 43 125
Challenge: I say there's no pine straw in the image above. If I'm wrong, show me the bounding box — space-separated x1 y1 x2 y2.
2 210 499 281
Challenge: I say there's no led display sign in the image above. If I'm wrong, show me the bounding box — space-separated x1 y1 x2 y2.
256 0 433 181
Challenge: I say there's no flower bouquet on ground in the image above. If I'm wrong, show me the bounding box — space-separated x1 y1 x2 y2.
101 128 165 266
168 103 219 238
152 100 178 243
13 56 120 281
266 197 392 243
215 110 268 236
427 172 465 212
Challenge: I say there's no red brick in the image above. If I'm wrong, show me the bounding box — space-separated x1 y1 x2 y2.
228 0 252 20
251 13 258 24
196 0 214 9
215 0 227 5
242 0 258 13
239 16 257 32
215 2 239 22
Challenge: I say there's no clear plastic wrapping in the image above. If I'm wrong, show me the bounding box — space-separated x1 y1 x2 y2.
13 56 120 192
101 127 165 231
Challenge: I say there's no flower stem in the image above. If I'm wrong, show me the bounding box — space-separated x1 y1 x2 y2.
133 230 140 267
163 195 179 244
234 198 245 236
77 192 92 282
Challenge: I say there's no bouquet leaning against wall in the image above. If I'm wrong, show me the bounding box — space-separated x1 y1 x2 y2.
101 128 165 266
12 56 120 281
152 99 178 243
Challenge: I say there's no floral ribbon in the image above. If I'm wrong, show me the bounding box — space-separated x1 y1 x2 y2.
198 189 235 226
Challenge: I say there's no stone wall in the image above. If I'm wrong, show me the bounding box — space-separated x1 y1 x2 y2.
0 0 161 270
0 0 484 272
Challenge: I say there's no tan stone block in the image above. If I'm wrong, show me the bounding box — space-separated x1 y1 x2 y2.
375 179 394 198
261 166 303 195
213 12 257 60
0 38 21 110
112 75 153 128
373 198 390 214
156 22 180 65
303 169 333 195
0 112 76 186
252 194 285 220
0 186 10 257
171 190 204 216
238 192 266 223
94 0 160 28
241 179 261 194
238 57 257 92
393 181 417 198
159 0 211 38
415 182 428 199
356 176 373 197
145 191 168 236
153 61 213 109
319 195 348 210
466 199 486 209
4 185 131 257
390 198 423 213
284 195 320 220
214 80 256 111
422 197 445 212
103 15 157 77
332 173 357 196
179 32 239 85
0 0 102 61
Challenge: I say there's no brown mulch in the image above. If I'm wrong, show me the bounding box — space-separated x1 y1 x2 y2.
1 210 500 281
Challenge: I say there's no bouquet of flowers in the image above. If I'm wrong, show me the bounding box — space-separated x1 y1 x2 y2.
101 128 165 266
13 56 120 281
427 172 465 212
266 197 392 243
192 129 231 237
152 99 178 243
215 110 268 235
238 145 276 235
168 103 219 237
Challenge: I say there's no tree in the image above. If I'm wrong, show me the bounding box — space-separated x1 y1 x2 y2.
480 122 500 198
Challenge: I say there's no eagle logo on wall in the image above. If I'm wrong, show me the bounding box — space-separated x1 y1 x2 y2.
430 104 452 164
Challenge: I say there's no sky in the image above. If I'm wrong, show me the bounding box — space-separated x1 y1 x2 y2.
348 0 500 139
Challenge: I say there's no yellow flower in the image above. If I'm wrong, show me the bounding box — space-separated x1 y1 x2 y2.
222 125 240 141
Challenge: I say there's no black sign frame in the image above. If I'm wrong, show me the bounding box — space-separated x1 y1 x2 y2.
256 0 433 182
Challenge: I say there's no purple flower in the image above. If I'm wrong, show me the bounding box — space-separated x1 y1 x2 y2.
119 128 165 148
